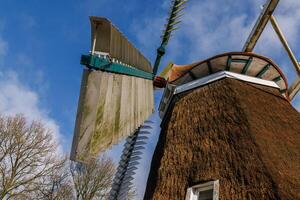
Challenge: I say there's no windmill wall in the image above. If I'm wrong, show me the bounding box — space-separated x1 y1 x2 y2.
144 78 300 200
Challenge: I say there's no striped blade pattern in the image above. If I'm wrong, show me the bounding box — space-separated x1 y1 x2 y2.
108 120 154 200
153 0 188 75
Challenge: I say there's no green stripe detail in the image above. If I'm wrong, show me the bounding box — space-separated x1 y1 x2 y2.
188 71 197 80
256 64 270 78
272 76 281 83
226 56 232 71
280 89 287 94
231 59 248 63
207 61 213 74
241 57 253 74
80 54 154 80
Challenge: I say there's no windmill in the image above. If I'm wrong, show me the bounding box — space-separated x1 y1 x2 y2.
70 0 187 198
70 0 300 199
144 0 300 199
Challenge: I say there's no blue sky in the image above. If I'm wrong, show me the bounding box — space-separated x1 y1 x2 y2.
0 0 174 149
1 0 300 198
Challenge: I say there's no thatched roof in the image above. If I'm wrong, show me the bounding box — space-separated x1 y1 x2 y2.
144 78 300 200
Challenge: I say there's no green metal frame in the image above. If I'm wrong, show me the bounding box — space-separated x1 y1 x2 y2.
226 56 232 71
207 61 213 74
272 76 281 83
280 89 287 94
226 56 255 74
188 71 197 80
80 54 154 80
241 57 253 74
256 64 271 78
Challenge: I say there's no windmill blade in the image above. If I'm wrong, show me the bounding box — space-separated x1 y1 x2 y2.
288 77 300 100
153 0 188 76
270 15 300 74
242 0 300 100
171 13 185 21
242 0 279 52
168 20 182 28
269 15 300 100
70 17 154 163
109 121 155 200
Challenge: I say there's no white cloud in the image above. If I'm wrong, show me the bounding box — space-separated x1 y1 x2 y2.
0 18 63 153
129 1 300 198
0 70 63 152
131 0 300 103
133 0 300 66
132 0 257 65
256 0 300 50
131 14 167 61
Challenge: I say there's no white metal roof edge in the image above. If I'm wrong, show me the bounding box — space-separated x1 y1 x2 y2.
174 71 280 95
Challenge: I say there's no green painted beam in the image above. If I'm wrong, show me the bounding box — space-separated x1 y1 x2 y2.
188 71 197 80
241 57 253 74
226 56 232 71
231 59 248 63
280 89 287 94
272 76 281 83
80 54 154 80
256 64 271 78
207 61 213 74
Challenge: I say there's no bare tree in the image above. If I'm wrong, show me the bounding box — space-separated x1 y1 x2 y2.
0 115 62 200
0 114 122 200
70 157 115 200
33 157 73 200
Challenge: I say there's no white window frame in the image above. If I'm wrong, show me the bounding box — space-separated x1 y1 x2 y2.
185 180 219 200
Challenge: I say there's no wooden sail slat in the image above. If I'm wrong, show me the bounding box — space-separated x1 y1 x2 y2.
71 70 154 162
90 17 152 73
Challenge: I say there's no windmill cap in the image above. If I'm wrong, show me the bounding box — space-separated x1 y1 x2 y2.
164 52 288 98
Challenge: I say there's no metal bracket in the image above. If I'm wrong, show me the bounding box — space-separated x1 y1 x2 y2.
80 54 154 80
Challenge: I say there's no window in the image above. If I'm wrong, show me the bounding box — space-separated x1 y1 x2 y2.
185 180 219 200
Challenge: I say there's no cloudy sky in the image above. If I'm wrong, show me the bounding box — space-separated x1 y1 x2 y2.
1 0 300 199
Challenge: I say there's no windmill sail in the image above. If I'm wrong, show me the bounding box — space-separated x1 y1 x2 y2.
242 0 300 100
153 0 188 76
70 17 154 162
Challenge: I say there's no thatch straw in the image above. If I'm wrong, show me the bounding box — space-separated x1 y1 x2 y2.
144 78 300 200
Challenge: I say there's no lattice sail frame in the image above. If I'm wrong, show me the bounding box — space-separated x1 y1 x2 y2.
243 0 300 100
153 0 188 76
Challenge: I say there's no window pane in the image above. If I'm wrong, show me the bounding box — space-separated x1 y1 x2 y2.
198 189 213 200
